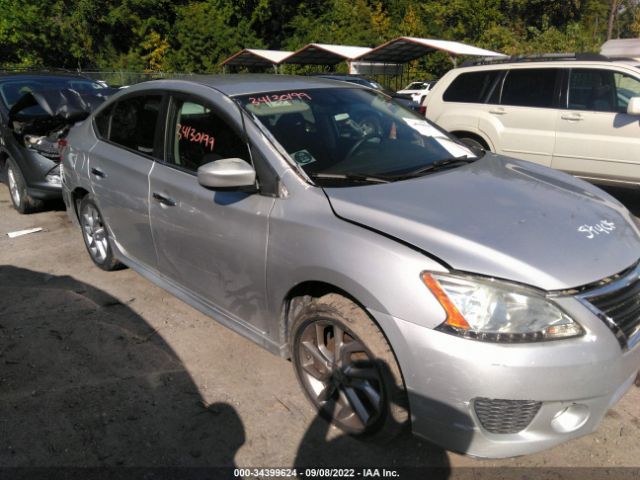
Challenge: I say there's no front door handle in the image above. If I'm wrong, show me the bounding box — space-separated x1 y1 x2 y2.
152 192 176 207
561 113 584 121
90 167 106 178
489 108 506 115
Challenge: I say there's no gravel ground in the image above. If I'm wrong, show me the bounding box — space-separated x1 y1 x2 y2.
0 185 639 479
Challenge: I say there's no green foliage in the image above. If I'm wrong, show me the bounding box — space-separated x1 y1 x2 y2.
167 0 263 72
0 0 48 66
285 0 389 48
0 0 638 77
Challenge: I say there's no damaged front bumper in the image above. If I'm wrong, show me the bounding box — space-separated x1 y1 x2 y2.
18 149 63 200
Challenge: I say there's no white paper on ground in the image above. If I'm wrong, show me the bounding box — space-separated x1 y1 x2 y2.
7 227 43 238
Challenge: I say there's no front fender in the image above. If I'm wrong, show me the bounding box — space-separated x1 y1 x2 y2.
266 171 449 343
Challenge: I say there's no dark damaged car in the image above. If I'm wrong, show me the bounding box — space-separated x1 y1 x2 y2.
0 73 115 213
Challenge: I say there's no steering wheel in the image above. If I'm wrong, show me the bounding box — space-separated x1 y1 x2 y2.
344 135 382 162
357 115 382 137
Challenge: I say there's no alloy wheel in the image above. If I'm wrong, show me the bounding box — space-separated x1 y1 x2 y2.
7 167 21 207
296 320 384 432
81 204 109 264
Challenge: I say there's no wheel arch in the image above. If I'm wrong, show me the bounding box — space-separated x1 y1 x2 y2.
0 149 8 172
70 187 91 221
279 280 401 364
450 130 492 151
280 281 362 356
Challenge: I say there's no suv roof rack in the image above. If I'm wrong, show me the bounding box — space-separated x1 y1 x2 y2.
461 53 611 67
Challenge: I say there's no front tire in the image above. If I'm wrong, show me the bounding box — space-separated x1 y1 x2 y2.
5 158 44 214
291 293 408 440
79 196 120 271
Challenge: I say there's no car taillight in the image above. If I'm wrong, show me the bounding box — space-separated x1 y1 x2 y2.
58 138 68 158
418 106 427 116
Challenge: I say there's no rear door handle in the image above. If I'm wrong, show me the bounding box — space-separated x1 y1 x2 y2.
489 108 506 115
152 192 176 207
561 113 584 121
90 167 105 178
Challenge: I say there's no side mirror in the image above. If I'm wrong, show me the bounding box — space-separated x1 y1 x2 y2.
627 97 640 115
197 158 256 190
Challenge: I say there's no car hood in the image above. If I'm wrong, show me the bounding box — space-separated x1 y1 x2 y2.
8 87 118 136
323 154 640 291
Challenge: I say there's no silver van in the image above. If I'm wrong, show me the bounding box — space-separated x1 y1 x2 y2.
62 75 640 458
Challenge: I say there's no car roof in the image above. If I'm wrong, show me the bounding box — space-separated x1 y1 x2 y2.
131 74 363 97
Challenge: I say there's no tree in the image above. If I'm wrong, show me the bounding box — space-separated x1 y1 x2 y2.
286 0 387 48
0 0 632 74
168 0 263 73
608 0 619 38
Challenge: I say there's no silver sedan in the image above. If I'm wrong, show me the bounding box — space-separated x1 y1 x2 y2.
61 75 640 458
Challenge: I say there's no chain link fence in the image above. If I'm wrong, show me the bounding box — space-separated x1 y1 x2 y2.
77 71 190 87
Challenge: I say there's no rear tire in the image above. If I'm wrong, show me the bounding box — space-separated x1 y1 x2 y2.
79 196 121 271
290 293 408 441
5 158 44 214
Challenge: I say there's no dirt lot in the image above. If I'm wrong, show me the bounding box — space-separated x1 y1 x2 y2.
0 185 639 479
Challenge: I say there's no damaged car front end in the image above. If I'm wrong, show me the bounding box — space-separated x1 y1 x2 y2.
0 74 116 213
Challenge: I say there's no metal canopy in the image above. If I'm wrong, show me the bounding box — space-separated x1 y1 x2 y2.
355 37 505 63
281 44 372 65
220 49 293 68
601 39 640 59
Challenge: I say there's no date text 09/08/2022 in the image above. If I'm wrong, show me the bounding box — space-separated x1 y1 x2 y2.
233 468 400 478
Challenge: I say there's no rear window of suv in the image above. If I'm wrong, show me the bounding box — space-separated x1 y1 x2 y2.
501 68 559 108
442 71 502 103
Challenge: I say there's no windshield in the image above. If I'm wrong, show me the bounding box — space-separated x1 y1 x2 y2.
0 77 104 109
238 88 475 185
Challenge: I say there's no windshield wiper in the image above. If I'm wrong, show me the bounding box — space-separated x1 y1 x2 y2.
308 172 392 184
393 156 476 180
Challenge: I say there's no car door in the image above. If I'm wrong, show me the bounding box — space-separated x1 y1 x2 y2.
553 67 640 184
89 93 164 268
148 92 275 334
483 67 562 166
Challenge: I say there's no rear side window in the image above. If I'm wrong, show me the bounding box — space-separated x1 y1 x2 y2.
109 95 162 155
168 98 249 172
442 71 502 103
501 69 559 108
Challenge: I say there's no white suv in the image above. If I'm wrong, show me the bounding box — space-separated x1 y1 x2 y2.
397 80 437 103
423 55 640 187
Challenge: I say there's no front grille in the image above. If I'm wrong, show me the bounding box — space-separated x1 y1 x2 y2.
582 269 640 350
473 398 542 434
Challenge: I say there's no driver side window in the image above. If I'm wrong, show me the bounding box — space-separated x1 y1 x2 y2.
169 98 249 172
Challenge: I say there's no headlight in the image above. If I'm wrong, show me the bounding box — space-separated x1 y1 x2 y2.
45 164 61 185
422 272 583 342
